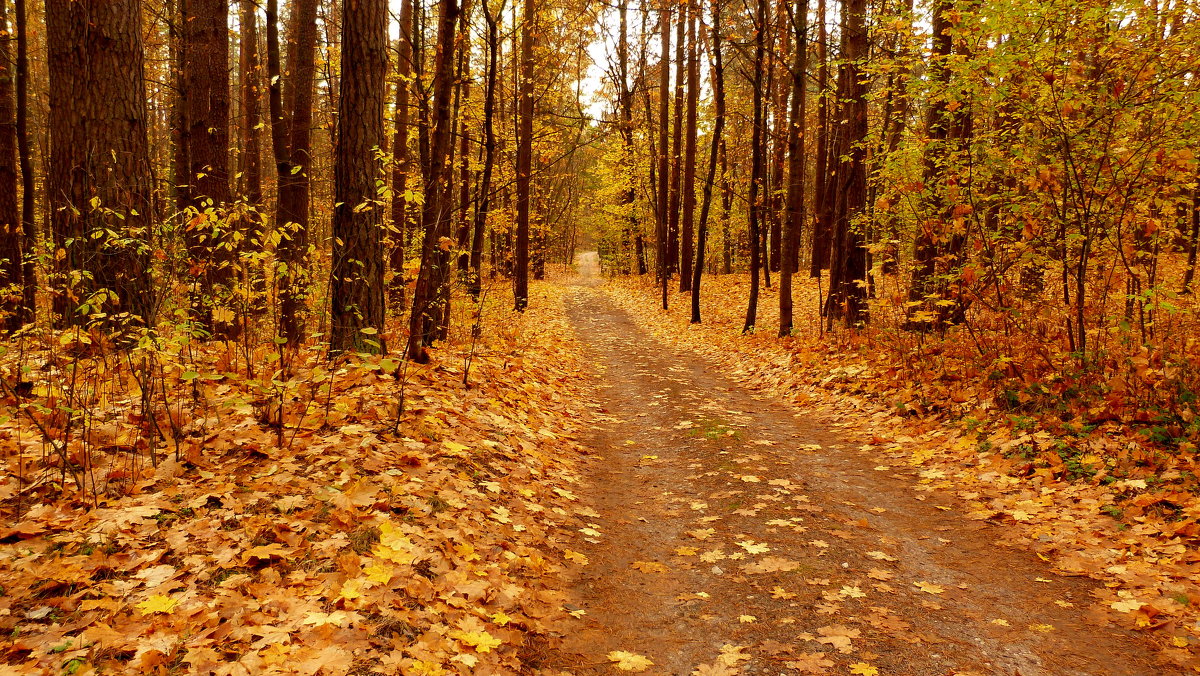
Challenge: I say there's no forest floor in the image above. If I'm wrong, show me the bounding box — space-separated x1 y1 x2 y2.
2 255 1197 675
544 253 1184 675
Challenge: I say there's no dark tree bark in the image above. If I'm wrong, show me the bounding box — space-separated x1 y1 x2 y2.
743 0 768 333
330 0 388 353
779 0 807 336
239 0 263 206
679 0 698 292
0 0 20 330
454 0 473 277
824 0 868 327
46 0 154 329
406 0 462 360
616 0 642 277
14 0 32 324
267 0 319 345
690 0 724 324
666 0 685 278
470 0 504 296
513 0 534 311
808 0 830 277
390 0 414 306
657 0 670 308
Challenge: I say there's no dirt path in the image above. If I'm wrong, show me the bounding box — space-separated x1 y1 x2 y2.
547 253 1168 676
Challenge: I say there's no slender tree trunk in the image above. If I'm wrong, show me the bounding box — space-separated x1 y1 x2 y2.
513 0 534 311
471 0 503 297
390 0 414 306
14 0 33 325
268 0 318 345
808 0 829 277
181 0 234 337
330 0 388 353
657 0 671 308
240 0 263 206
0 0 21 331
679 0 698 292
46 0 155 329
1182 184 1199 293
720 142 732 275
779 0 807 336
691 0 724 324
407 0 462 360
743 0 768 333
454 0 473 275
666 0 685 278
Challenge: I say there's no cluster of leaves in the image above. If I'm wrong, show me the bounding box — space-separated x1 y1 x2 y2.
0 283 596 674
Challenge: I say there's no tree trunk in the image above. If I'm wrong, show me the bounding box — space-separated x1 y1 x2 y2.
690 0 724 324
513 0 534 311
46 0 155 330
390 0 414 306
667 0 685 279
0 0 21 331
14 0 33 326
406 0 462 360
330 0 388 353
181 0 234 337
824 0 868 327
808 0 830 277
743 0 768 333
779 0 807 336
471 0 503 297
268 0 319 345
679 0 698 293
657 0 670 308
239 0 263 206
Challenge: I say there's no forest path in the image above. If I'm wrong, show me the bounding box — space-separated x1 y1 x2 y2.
546 253 1166 675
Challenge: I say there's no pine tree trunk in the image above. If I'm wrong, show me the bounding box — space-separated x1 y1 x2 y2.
514 0 534 311
239 0 263 206
679 0 698 293
0 0 21 331
808 0 830 277
824 0 868 327
14 0 31 324
268 0 318 345
181 0 234 337
657 0 670 308
330 0 388 353
46 0 155 330
779 0 807 336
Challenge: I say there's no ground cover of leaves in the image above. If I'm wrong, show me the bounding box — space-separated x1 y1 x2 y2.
605 273 1200 672
0 281 596 675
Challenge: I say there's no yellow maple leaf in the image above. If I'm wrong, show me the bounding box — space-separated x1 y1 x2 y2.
564 549 590 565
303 611 350 627
914 581 945 594
607 651 654 672
451 629 502 653
136 594 179 615
631 561 668 573
849 663 879 676
491 611 513 626
364 562 394 583
738 615 757 623
339 579 364 601
1029 623 1055 633
675 546 699 556
1110 598 1143 613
